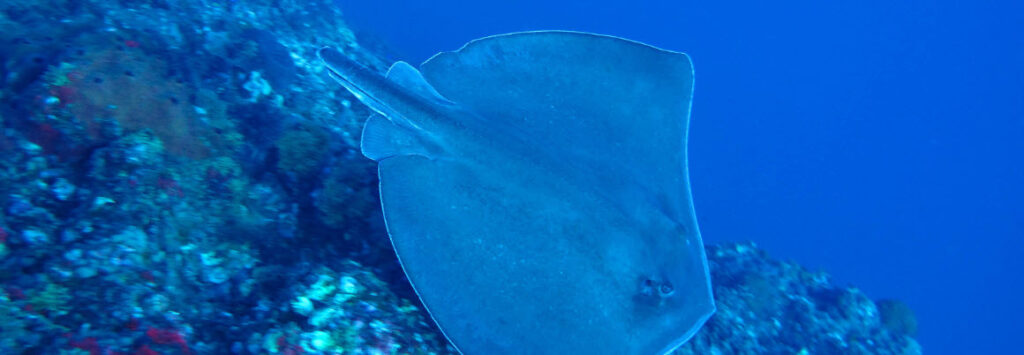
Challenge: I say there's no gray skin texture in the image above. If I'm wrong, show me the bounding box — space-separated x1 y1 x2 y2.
319 31 714 355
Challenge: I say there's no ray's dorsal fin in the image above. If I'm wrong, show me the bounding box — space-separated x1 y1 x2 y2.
361 113 435 161
358 62 453 161
385 61 455 106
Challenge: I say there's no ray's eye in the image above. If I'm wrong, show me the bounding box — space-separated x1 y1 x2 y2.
658 282 675 298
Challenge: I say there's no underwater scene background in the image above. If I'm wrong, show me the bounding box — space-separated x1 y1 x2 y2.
0 0 1018 354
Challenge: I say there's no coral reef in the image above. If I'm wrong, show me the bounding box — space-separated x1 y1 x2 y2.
275 124 330 180
0 0 919 354
678 243 921 355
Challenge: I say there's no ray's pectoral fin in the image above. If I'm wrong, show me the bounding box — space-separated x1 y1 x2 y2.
321 31 715 355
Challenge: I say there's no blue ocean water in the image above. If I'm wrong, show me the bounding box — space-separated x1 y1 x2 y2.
336 0 1024 353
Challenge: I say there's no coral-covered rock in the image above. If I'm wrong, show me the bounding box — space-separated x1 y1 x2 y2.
677 242 921 355
45 42 238 159
275 124 330 179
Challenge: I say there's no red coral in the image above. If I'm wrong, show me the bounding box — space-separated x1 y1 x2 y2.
276 335 305 355
66 71 85 82
5 286 25 300
156 177 184 198
134 344 159 355
69 337 101 355
53 85 79 105
146 328 189 354
30 123 62 153
0 226 8 243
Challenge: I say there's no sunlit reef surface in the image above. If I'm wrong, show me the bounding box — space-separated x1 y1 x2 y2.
0 1 919 354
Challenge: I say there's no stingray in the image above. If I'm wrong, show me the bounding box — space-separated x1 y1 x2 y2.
319 31 714 354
